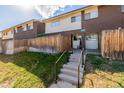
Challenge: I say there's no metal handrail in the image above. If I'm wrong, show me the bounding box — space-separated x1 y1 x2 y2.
77 49 87 88
77 49 83 88
54 51 66 83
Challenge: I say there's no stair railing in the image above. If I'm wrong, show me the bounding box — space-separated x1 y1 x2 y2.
54 51 67 83
77 49 86 88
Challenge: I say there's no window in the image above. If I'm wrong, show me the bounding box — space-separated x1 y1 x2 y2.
17 26 23 32
121 5 124 12
86 34 98 40
51 21 60 27
23 26 27 31
84 13 90 20
4 32 7 36
91 11 98 18
71 16 81 23
84 11 98 20
26 24 33 30
71 17 76 22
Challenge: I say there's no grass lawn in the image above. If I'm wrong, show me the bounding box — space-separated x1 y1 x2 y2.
82 54 124 88
0 52 69 88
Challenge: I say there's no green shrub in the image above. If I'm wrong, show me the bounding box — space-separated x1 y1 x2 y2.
87 55 107 68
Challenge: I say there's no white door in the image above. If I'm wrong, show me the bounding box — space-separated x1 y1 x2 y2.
73 40 80 49
73 35 81 49
5 40 14 54
85 34 98 49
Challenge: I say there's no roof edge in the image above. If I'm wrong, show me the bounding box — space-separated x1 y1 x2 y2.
42 5 94 22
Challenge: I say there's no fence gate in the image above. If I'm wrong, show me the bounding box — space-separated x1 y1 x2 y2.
2 39 14 54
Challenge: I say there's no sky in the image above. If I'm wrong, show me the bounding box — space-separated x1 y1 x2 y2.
0 5 85 31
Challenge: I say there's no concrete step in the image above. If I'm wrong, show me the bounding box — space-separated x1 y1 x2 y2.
66 62 83 68
70 56 80 58
67 62 80 66
69 57 81 60
57 81 76 88
63 64 83 72
61 68 83 78
69 59 80 62
70 54 81 57
58 74 82 85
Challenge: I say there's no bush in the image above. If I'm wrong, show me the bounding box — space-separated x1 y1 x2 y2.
87 55 107 68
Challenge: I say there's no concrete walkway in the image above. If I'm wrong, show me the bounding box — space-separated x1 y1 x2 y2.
50 50 84 88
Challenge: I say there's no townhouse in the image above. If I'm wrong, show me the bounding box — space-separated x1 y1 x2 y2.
43 5 124 52
1 5 124 54
1 19 45 54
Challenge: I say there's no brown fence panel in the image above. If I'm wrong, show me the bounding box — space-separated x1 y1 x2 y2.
102 28 124 60
14 39 29 53
28 34 71 52
14 34 71 53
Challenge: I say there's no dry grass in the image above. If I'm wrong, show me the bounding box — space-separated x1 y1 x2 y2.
0 52 69 88
82 55 124 88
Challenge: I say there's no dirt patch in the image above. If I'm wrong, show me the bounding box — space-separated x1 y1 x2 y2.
0 78 15 88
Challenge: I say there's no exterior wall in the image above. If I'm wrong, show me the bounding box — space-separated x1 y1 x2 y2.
82 5 124 33
36 21 45 34
82 5 124 51
2 29 14 40
84 6 98 14
0 32 2 38
14 21 45 40
45 12 82 33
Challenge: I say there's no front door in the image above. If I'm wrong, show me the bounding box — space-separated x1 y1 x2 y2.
73 35 82 49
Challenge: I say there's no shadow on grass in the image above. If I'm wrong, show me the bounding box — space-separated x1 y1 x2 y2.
83 54 124 88
0 51 70 87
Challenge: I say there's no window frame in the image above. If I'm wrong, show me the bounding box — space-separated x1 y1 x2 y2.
71 15 81 23
26 24 33 30
121 5 124 12
84 13 91 20
84 11 98 20
51 21 60 27
17 26 24 32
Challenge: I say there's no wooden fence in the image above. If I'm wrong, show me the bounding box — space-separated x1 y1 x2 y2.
14 39 29 53
14 34 72 53
102 28 124 60
28 34 71 52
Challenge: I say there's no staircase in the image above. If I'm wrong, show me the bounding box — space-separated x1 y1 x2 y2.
50 50 85 88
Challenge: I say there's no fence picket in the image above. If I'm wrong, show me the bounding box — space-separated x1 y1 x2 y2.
102 29 124 60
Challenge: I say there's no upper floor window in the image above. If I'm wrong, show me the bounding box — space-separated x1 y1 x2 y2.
17 26 24 32
121 5 124 12
84 11 98 20
4 32 7 36
51 21 60 27
71 16 81 23
26 24 33 30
